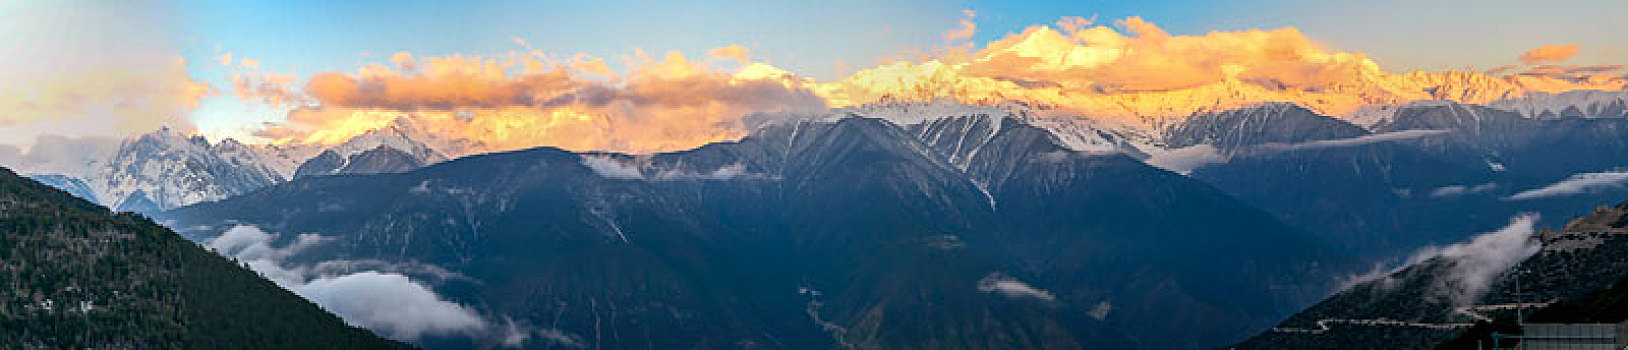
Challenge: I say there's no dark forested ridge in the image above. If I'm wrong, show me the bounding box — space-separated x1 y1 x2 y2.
0 166 407 349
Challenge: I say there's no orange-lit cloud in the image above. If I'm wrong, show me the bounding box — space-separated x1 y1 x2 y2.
708 45 750 62
232 71 301 107
1519 44 1580 65
807 17 1627 124
810 16 1389 120
258 48 824 154
390 52 417 72
251 17 1627 154
944 10 977 42
1517 64 1626 80
1521 64 1623 75
1055 16 1094 35
214 53 300 108
1484 65 1519 75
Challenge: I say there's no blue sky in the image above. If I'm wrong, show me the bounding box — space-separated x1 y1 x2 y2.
173 0 1627 77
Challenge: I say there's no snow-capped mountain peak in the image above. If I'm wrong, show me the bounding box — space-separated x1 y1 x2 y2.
97 128 284 211
292 117 487 177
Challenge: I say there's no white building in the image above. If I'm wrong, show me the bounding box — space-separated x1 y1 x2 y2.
1521 322 1628 350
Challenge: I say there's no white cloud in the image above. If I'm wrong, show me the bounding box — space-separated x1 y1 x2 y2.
1036 150 1075 163
298 272 487 341
1144 130 1448 174
1251 129 1449 153
1506 171 1628 200
1409 214 1541 304
977 273 1056 302
580 156 644 179
207 225 495 343
534 328 587 349
498 319 530 348
1335 261 1406 293
582 155 772 181
1144 144 1224 174
408 180 431 195
651 163 775 180
1430 182 1499 198
1089 301 1113 320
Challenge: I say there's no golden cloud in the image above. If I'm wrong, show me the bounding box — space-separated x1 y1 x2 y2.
708 45 750 62
807 17 1627 123
1519 44 1580 65
214 53 301 108
259 49 824 154
1518 64 1624 78
252 17 1627 155
232 71 301 107
943 10 977 42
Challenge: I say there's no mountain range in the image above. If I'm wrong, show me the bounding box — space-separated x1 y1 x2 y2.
158 113 1353 348
5 116 484 213
6 88 1628 348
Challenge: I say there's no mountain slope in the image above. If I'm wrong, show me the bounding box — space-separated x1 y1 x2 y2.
1371 100 1628 181
1190 141 1507 259
1162 103 1369 152
25 174 98 204
1237 201 1628 349
0 167 405 349
1166 100 1628 260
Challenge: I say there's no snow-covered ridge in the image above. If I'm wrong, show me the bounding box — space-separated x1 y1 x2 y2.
753 99 1140 157
13 88 1628 212
96 127 285 211
323 117 488 163
6 117 486 211
1487 90 1628 118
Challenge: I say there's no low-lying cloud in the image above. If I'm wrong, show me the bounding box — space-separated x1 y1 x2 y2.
297 272 487 340
977 273 1057 302
1430 182 1499 198
1143 130 1448 173
1250 129 1449 154
206 225 491 343
1506 171 1628 200
1344 215 1540 304
1144 144 1224 174
1418 214 1541 304
579 156 644 179
580 155 772 181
